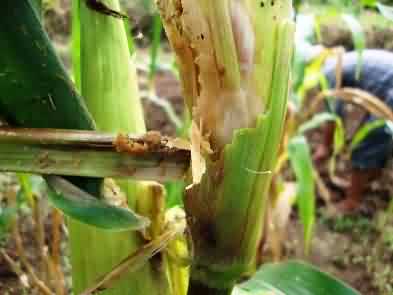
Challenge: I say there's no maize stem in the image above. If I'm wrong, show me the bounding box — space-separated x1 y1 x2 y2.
158 0 295 292
69 0 170 294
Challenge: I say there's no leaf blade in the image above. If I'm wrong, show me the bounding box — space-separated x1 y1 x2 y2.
288 136 315 255
234 261 360 295
46 176 150 231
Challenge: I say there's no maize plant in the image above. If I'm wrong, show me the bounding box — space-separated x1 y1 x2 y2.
0 0 361 295
157 0 294 293
68 1 171 294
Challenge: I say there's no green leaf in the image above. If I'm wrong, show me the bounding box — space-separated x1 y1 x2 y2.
46 176 150 231
341 14 365 80
377 3 393 21
298 112 337 134
71 0 81 90
303 112 345 157
333 117 345 155
350 119 386 150
233 261 360 295
360 0 378 7
165 181 186 209
0 0 95 130
0 0 102 222
296 51 330 104
17 173 44 203
288 136 315 255
328 117 345 183
149 14 163 80
123 17 136 55
361 0 377 7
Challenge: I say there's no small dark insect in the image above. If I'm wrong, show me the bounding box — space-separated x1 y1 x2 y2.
85 0 128 19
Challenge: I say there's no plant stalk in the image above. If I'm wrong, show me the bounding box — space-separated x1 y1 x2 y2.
0 128 190 181
69 0 171 294
0 144 188 181
158 0 295 292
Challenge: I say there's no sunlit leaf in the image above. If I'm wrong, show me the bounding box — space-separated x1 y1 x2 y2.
377 2 393 21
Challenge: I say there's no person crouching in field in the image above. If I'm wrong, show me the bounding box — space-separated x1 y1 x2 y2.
314 49 393 213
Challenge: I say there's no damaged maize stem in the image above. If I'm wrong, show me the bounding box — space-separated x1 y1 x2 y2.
157 0 295 294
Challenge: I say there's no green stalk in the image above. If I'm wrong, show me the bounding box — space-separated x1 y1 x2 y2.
0 129 190 181
69 0 170 294
158 0 295 293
